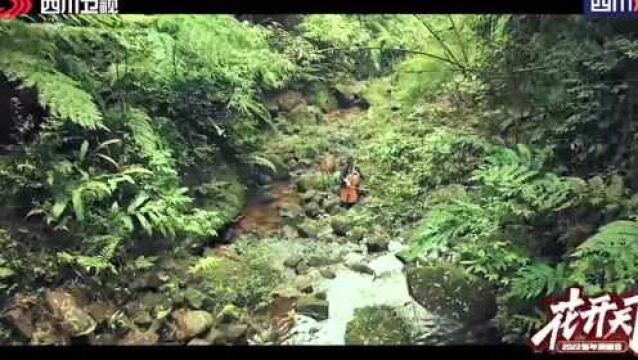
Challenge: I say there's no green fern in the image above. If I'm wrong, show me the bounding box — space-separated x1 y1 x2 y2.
569 220 638 292
0 23 104 129
509 262 572 301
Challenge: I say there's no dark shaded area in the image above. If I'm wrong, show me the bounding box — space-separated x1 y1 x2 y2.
236 15 302 30
0 78 45 152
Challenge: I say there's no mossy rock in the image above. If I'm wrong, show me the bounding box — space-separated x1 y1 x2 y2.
345 306 412 345
307 83 339 113
297 221 320 239
288 105 323 124
296 172 325 192
296 296 329 321
406 264 497 326
330 216 351 236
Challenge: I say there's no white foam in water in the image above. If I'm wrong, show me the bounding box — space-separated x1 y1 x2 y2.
286 250 421 345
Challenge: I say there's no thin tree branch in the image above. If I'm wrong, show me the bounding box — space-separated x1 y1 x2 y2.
448 16 469 65
416 16 463 70
316 46 467 71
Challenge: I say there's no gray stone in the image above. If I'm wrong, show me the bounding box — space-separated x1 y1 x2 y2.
119 330 159 345
366 237 389 253
4 306 34 339
406 264 497 326
320 268 336 279
173 309 214 341
307 255 339 267
297 221 319 238
295 261 310 275
348 263 375 276
301 190 318 203
131 310 153 326
45 289 96 337
305 201 321 218
296 296 329 321
284 254 304 269
282 225 298 239
330 217 351 236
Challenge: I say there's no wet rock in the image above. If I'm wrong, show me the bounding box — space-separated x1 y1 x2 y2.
130 273 163 291
217 304 243 324
205 324 249 345
206 328 226 345
297 221 319 239
188 338 212 346
31 321 70 345
289 105 323 124
406 264 497 326
173 309 214 341
347 263 375 276
274 90 306 113
140 292 170 310
317 229 337 243
330 217 351 236
345 306 411 345
296 172 322 192
184 288 206 309
282 225 298 239
348 226 366 242
4 306 34 339
45 289 96 337
120 330 159 345
304 201 321 218
283 254 304 269
131 310 153 326
319 268 336 279
294 277 314 294
222 324 249 344
365 237 389 253
296 296 329 321
89 333 118 345
323 197 341 214
307 255 339 267
86 302 117 326
255 174 272 186
280 204 304 225
301 190 318 203
295 261 310 275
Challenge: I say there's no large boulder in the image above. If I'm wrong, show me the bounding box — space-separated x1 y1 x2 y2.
330 216 351 236
173 309 214 341
288 105 323 124
45 289 96 337
297 221 320 239
119 330 160 345
345 306 412 345
272 90 307 113
406 264 497 326
4 306 34 339
296 296 329 321
365 236 389 253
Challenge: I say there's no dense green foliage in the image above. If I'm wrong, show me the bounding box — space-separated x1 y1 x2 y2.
2 14 638 345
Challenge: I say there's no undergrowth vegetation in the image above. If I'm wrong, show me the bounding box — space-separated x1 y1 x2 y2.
2 14 638 345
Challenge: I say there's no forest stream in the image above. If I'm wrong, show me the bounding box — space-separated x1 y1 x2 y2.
2 15 637 347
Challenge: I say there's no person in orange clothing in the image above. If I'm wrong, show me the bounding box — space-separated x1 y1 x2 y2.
339 157 363 208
